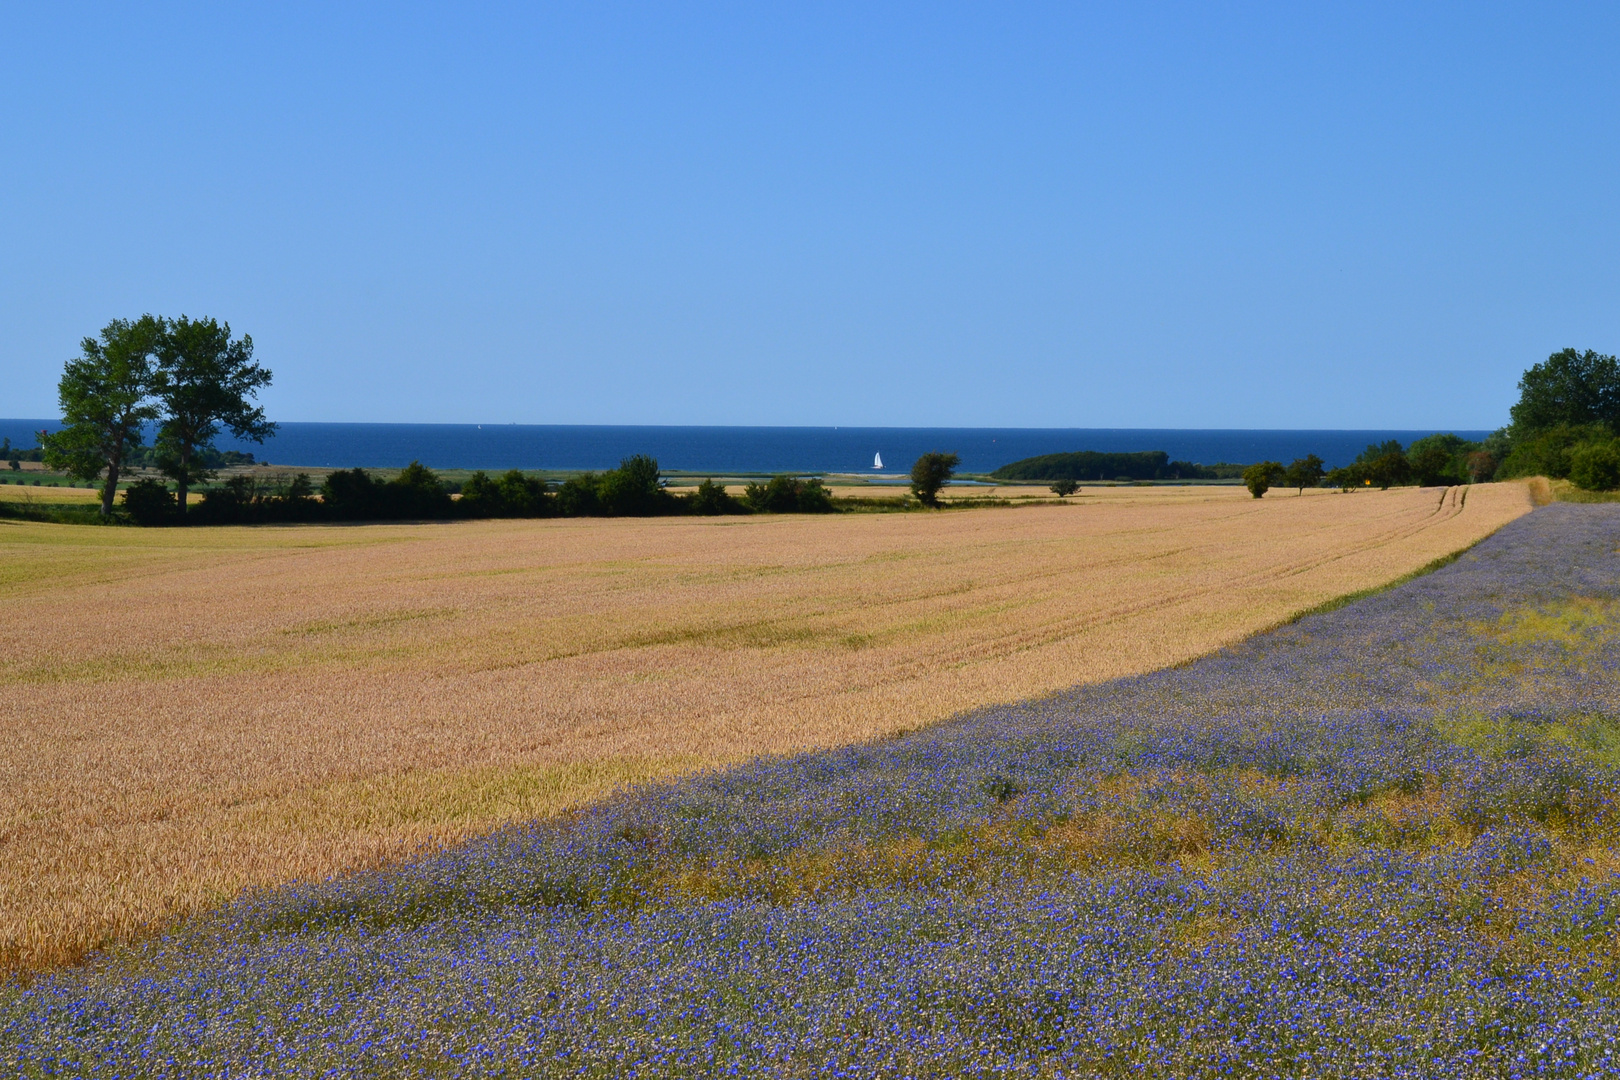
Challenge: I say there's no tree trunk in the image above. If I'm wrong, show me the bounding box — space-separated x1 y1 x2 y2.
176 445 189 520
101 458 119 517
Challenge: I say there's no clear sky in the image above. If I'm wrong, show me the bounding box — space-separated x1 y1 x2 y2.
3 3 1617 428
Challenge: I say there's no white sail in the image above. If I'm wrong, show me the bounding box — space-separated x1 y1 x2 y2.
873 452 883 469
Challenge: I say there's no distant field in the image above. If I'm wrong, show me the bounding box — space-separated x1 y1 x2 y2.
0 482 1532 973
0 480 100 501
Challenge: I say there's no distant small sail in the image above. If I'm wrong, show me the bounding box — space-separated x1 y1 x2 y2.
873 452 883 469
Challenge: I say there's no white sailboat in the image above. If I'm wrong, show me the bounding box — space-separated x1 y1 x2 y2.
873 452 883 470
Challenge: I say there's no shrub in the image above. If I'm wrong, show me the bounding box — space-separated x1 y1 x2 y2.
458 471 499 515
596 455 675 517
389 461 454 519
910 452 960 507
743 475 835 513
193 477 254 523
461 470 550 518
555 474 601 516
1497 424 1611 480
1050 478 1079 498
317 464 452 521
796 477 835 513
320 468 381 519
495 470 548 515
193 471 318 524
686 478 742 516
122 479 176 525
1242 461 1284 498
1569 441 1620 491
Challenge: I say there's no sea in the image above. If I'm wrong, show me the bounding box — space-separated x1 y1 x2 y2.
0 421 1491 477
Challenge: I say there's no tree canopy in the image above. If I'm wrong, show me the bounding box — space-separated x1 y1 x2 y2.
154 316 274 518
1509 348 1620 435
40 316 164 515
910 452 960 507
1242 461 1284 498
1282 455 1324 494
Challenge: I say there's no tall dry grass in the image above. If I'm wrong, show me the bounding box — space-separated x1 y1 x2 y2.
0 482 1532 974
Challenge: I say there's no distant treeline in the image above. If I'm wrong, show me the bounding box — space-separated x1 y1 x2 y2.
121 455 838 526
991 450 1246 482
993 437 1498 492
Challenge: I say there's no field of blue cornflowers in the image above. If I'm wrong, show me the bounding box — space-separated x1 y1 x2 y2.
6 504 1620 1078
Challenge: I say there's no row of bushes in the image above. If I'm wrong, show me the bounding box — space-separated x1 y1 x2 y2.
1488 424 1620 490
1236 428 1620 494
121 456 843 525
1320 434 1495 490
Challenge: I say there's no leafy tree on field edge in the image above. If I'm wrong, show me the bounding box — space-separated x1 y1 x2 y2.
40 316 164 516
910 452 960 507
154 316 274 519
1282 455 1324 495
1510 348 1620 435
1242 461 1284 498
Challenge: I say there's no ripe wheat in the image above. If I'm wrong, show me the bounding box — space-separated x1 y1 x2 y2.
0 482 1531 973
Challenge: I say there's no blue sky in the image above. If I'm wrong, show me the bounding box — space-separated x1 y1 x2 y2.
3 3 1617 428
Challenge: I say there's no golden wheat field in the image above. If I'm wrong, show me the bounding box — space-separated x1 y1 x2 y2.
0 481 1534 974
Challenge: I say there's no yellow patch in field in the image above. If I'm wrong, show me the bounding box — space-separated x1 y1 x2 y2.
1492 595 1620 648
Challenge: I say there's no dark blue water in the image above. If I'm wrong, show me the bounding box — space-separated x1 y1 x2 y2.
0 421 1490 475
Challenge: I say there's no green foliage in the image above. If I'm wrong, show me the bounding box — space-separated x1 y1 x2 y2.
743 475 790 513
1049 478 1079 498
0 497 110 525
1405 435 1462 487
458 471 498 515
596 455 675 517
743 475 835 513
389 462 455 519
686 478 743 516
193 473 322 524
1338 441 1411 490
1497 424 1611 480
285 473 315 501
316 463 452 521
1322 435 1487 491
154 315 274 518
993 450 1185 482
320 469 379 519
121 479 177 526
3 442 45 465
1242 461 1284 498
460 470 550 518
1397 433 1492 487
910 452 960 507
1282 454 1324 493
1510 347 1620 434
555 473 601 516
1569 440 1620 491
40 315 164 516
